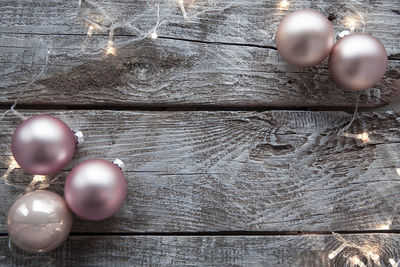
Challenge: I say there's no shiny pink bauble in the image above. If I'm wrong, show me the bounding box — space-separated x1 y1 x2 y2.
7 190 73 253
11 115 76 175
329 33 388 91
276 9 334 67
64 159 127 221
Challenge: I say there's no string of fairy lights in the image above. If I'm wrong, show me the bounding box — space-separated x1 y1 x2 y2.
1 0 400 265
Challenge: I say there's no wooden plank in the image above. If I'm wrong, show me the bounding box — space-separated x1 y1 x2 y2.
1 0 399 56
1 0 399 108
0 234 400 266
1 110 400 233
1 34 399 108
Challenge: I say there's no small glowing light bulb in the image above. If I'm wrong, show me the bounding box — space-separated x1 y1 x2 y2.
87 25 94 37
389 258 399 267
344 15 361 32
377 220 392 230
32 175 47 182
9 157 20 169
2 156 20 179
278 0 290 9
151 31 158 39
356 132 370 143
350 256 366 267
105 40 116 56
370 253 379 262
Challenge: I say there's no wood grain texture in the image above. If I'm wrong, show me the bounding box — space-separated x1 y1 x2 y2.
1 34 399 108
1 0 399 108
1 234 400 266
1 110 400 233
1 0 399 55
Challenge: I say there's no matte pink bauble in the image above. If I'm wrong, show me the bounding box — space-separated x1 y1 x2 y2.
64 159 127 221
11 115 76 175
276 9 334 67
329 33 388 91
7 190 73 253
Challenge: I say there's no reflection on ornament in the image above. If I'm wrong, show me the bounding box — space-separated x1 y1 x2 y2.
329 34 388 91
65 159 127 221
7 190 72 253
11 115 77 175
276 9 334 67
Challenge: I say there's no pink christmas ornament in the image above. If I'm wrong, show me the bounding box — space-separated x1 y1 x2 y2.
276 9 334 67
64 159 127 221
11 115 76 175
7 190 73 253
329 33 388 91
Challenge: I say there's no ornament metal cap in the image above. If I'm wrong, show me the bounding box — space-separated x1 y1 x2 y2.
74 130 85 146
113 158 125 170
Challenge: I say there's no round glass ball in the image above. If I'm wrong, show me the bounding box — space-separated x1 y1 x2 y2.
65 159 127 221
7 190 73 253
11 115 76 175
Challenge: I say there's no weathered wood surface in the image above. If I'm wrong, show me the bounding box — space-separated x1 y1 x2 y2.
1 234 400 266
1 0 399 55
1 110 400 233
2 0 400 265
1 0 399 108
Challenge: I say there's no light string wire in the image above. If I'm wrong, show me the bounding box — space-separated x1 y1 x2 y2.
329 3 399 265
1 0 397 264
7 239 55 266
0 0 223 260
290 1 399 265
0 48 52 121
78 0 234 55
0 46 55 191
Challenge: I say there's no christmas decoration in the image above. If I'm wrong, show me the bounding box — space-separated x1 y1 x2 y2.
276 9 334 67
7 190 73 253
329 33 388 91
0 1 398 265
11 115 78 175
64 159 127 221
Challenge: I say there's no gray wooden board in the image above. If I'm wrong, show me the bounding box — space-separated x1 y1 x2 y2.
2 0 400 265
0 234 400 266
1 0 399 55
1 110 400 233
0 0 399 108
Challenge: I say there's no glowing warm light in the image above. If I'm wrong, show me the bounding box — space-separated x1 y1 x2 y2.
344 15 361 32
87 25 94 37
341 132 370 143
151 31 158 39
370 253 380 262
328 243 346 260
9 157 19 169
356 132 370 143
389 258 399 267
377 220 392 230
349 256 366 267
278 0 290 9
365 250 380 263
178 0 188 19
2 156 20 180
32 175 47 183
105 41 116 55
